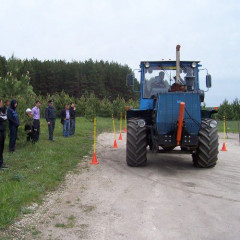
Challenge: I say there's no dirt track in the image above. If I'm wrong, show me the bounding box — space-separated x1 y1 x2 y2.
5 132 240 240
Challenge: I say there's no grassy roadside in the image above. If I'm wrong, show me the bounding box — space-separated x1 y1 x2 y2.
217 120 240 133
0 117 120 230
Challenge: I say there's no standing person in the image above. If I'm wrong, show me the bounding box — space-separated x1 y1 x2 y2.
45 100 56 141
32 100 41 142
2 100 9 114
24 108 34 142
61 104 70 137
70 102 76 136
0 99 8 169
7 100 19 153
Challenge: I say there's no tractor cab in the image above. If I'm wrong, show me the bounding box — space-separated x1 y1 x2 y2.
142 60 203 110
142 61 200 97
127 60 211 110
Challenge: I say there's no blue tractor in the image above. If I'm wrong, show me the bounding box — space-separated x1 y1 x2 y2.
126 45 218 168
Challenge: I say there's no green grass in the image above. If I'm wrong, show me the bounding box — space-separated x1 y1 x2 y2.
217 120 240 133
0 117 120 230
55 223 65 228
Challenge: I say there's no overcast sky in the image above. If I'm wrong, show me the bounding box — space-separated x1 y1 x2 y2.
0 0 239 106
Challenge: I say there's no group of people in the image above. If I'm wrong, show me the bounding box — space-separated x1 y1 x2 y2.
0 99 76 170
45 100 76 140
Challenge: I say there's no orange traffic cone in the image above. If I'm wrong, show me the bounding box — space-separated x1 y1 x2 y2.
124 127 127 132
90 152 99 164
118 133 122 140
113 139 118 148
221 142 227 151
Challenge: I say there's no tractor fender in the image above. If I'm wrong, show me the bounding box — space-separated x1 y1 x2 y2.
127 109 153 126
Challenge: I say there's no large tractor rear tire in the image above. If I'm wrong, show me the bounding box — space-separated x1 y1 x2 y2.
126 118 147 167
192 118 219 168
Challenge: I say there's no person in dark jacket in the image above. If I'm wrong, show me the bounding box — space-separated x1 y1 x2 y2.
61 104 70 137
2 100 9 114
24 108 34 142
0 99 8 169
45 100 56 141
7 99 19 153
69 102 76 136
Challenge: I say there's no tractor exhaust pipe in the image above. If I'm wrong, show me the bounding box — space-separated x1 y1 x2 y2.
176 45 181 84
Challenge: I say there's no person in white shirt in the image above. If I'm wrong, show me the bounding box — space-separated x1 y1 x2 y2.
61 104 70 137
31 100 41 142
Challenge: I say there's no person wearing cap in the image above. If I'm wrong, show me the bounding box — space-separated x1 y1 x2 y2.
24 108 34 142
45 100 56 141
0 98 8 169
7 99 19 153
32 100 40 142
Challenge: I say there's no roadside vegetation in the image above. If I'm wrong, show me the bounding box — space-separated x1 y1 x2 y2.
0 117 120 230
217 120 240 134
216 98 240 121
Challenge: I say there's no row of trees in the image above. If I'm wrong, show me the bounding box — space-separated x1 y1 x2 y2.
0 55 139 101
0 62 139 120
216 98 240 120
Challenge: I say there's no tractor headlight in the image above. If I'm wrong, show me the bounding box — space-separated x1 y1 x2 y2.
138 119 146 128
192 62 197 68
209 120 217 128
145 62 150 68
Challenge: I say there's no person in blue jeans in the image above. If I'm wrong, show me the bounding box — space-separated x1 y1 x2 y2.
61 104 70 137
7 100 20 153
69 102 76 136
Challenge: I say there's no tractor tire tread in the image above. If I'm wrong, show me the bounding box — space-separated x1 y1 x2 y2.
126 118 147 167
192 118 219 168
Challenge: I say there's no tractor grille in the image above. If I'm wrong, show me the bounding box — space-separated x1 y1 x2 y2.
156 93 201 135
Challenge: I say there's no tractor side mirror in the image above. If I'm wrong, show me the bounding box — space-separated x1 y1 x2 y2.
126 73 134 86
206 74 212 88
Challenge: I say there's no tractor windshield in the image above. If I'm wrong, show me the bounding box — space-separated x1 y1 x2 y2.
143 65 197 98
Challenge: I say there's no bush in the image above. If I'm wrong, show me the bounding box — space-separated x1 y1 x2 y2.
217 99 238 120
50 91 74 117
84 93 100 121
127 98 139 109
75 95 86 117
98 97 112 117
112 96 126 119
0 56 35 98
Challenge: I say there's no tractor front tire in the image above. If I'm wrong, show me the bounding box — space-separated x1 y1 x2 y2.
126 118 147 167
192 118 219 168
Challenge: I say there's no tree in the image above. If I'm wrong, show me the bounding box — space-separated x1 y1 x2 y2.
217 100 234 120
0 56 35 98
231 98 240 120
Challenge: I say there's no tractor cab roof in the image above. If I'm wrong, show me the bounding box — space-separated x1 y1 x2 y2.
140 60 200 66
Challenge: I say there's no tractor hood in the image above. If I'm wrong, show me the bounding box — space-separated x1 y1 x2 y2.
156 92 201 135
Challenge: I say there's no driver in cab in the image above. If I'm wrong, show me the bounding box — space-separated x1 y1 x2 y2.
151 71 166 88
150 71 168 96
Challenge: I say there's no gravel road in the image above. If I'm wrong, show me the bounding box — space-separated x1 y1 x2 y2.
4 132 240 240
